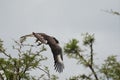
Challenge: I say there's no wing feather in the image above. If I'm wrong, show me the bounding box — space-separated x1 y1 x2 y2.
54 54 64 73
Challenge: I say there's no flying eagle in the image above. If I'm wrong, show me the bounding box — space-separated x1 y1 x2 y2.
20 32 64 73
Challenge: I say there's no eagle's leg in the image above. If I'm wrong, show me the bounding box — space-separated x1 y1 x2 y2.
35 39 42 46
35 39 39 43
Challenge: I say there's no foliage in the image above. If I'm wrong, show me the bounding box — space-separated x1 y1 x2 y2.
100 56 120 80
0 38 58 80
68 74 91 80
0 39 5 53
64 33 98 80
64 39 81 59
82 33 95 46
64 33 120 80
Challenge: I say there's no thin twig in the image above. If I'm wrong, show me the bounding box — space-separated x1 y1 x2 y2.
37 67 51 80
1 49 12 59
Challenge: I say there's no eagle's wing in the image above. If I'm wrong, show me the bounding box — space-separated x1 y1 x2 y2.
52 37 59 43
50 44 64 73
20 34 34 43
20 32 47 44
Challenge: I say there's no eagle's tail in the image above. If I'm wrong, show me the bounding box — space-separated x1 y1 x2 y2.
54 61 64 73
54 54 64 73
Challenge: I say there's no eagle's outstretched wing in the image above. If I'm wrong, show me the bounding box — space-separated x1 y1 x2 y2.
20 32 47 44
20 34 34 43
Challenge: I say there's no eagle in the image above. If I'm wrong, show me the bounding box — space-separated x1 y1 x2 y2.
20 32 64 73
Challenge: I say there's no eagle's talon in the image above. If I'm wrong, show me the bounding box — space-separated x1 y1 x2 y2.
37 43 42 46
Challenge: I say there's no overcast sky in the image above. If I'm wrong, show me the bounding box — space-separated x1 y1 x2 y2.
0 0 120 79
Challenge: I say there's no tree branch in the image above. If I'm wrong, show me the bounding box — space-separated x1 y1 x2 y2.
37 67 51 80
90 43 93 66
0 49 12 59
89 42 99 80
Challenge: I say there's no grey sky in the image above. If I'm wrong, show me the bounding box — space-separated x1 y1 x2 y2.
0 0 120 79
